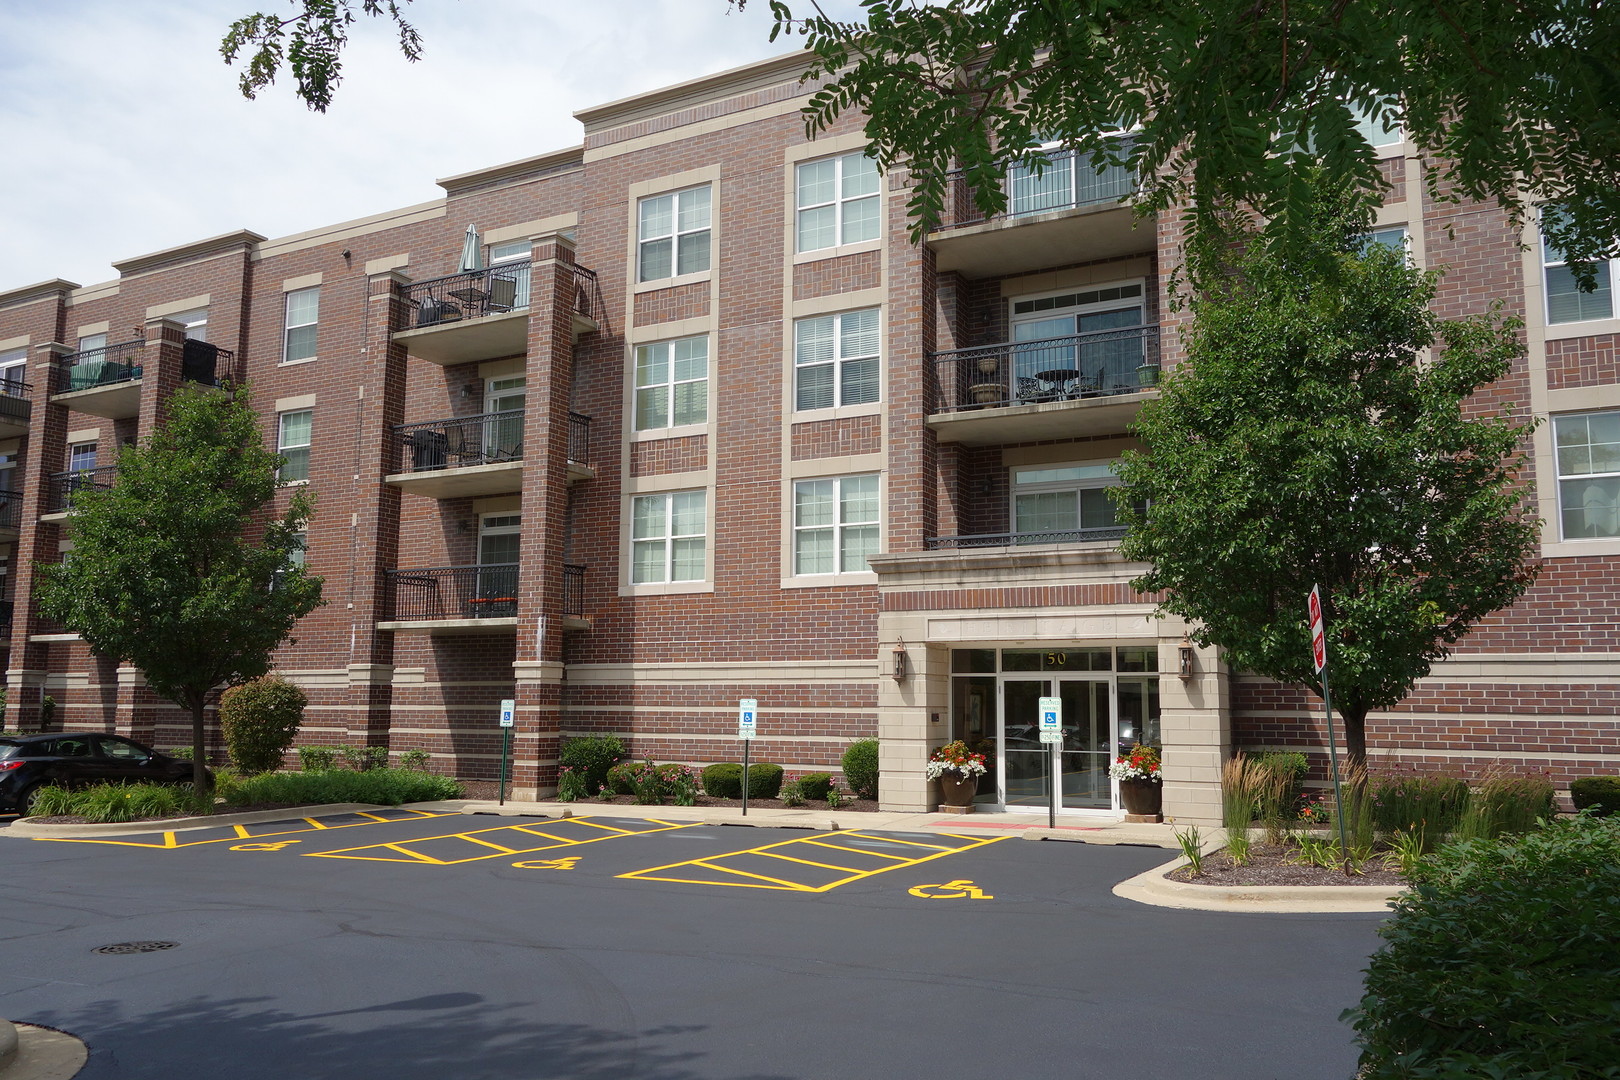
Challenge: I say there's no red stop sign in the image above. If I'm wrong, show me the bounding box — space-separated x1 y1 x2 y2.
1308 586 1327 672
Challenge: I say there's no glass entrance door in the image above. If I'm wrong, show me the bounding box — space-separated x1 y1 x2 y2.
999 677 1115 811
1002 680 1051 809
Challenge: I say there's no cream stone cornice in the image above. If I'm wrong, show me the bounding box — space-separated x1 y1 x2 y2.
436 146 584 195
113 229 267 277
574 50 812 133
0 279 80 311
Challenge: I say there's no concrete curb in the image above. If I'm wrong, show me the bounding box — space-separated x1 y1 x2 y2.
3 803 388 839
0 1019 16 1072
0 1023 87 1079
1113 853 1406 913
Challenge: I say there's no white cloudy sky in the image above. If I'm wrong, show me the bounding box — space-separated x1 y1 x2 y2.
0 1 856 291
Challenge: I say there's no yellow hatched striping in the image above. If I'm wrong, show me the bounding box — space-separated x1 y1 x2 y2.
459 836 521 853
307 817 695 865
32 809 453 850
752 851 867 873
796 838 913 861
689 860 819 890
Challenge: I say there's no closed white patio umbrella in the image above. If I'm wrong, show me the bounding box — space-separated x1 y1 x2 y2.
459 224 483 273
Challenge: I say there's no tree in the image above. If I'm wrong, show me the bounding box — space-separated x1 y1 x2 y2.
757 0 1620 280
39 386 324 797
1113 190 1541 768
222 0 421 113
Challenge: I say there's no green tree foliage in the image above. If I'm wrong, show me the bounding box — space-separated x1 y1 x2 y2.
222 0 421 113
219 674 309 775
1114 191 1540 768
39 386 324 796
757 0 1620 279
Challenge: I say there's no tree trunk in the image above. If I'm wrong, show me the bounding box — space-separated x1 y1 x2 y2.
1340 707 1368 775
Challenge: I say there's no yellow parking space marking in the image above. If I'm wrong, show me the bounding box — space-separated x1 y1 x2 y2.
618 830 1005 893
909 879 994 900
32 808 454 849
307 816 694 865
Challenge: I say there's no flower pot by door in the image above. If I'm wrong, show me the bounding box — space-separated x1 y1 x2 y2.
1119 778 1162 816
939 772 979 807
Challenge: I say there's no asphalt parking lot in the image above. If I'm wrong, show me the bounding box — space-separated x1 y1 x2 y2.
2 811 1386 1079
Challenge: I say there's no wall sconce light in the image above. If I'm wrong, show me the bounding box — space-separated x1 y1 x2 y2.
891 641 911 682
456 519 473 535
460 383 477 400
1178 636 1195 680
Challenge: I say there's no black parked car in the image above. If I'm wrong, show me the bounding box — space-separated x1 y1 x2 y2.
0 732 209 815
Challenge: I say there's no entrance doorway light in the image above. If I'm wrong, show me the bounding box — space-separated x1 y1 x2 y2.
891 641 911 682
1178 636 1195 680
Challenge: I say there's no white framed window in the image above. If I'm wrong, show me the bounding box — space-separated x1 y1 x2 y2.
794 474 879 575
795 308 880 411
1007 130 1135 217
1348 100 1403 148
1360 225 1409 254
488 240 532 309
283 287 320 363
69 442 97 473
635 336 708 431
277 410 312 482
171 308 209 342
631 490 707 584
288 530 308 568
0 347 25 395
1010 283 1145 398
1011 461 1127 541
638 186 711 282
1554 412 1620 540
76 332 107 359
1542 208 1615 325
796 152 880 252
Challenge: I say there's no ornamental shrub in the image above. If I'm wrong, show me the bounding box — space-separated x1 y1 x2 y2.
224 767 462 807
797 772 833 801
298 746 338 773
1455 770 1557 842
604 761 641 797
1369 772 1469 845
702 763 743 798
219 675 307 775
657 764 700 806
1253 751 1308 810
558 735 625 796
1346 815 1620 1079
744 763 784 799
1569 776 1620 817
841 739 879 800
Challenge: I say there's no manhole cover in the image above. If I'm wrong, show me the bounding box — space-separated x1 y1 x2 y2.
95 941 179 955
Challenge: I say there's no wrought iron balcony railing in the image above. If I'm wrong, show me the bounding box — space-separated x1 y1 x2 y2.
931 325 1160 414
568 411 590 466
55 338 145 394
935 139 1138 232
385 564 586 621
47 467 117 512
0 490 22 530
925 526 1128 550
403 262 600 330
397 410 525 472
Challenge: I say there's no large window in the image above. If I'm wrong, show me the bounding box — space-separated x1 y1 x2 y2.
0 347 25 395
277 410 312 482
635 336 708 431
488 240 532 309
1555 413 1620 540
638 186 711 282
1543 209 1615 324
1012 461 1127 541
69 442 97 473
794 474 879 575
1348 100 1403 148
631 491 707 584
794 308 880 411
1359 225 1409 255
283 287 319 363
796 153 880 252
171 307 209 342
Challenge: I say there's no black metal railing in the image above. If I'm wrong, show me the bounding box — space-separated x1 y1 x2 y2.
181 340 241 387
0 599 13 632
405 264 532 328
0 376 32 422
0 490 22 530
397 410 525 472
387 564 520 621
568 264 600 324
931 325 1160 413
926 526 1128 550
562 564 584 617
47 466 117 512
568 411 590 466
55 338 145 394
936 138 1138 231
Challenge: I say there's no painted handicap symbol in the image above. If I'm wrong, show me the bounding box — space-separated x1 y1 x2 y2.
908 878 993 900
512 857 581 870
229 841 302 852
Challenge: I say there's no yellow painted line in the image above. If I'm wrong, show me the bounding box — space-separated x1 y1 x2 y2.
379 843 445 864
839 832 962 850
797 839 912 861
753 851 866 873
459 836 520 853
32 809 454 849
688 860 812 889
307 817 695 865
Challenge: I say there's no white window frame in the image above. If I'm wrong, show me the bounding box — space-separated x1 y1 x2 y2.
637 185 712 283
1347 99 1403 150
795 152 881 253
1010 461 1127 542
1360 225 1409 255
1542 209 1616 326
277 410 312 483
283 286 320 364
487 240 532 309
68 442 97 473
634 335 709 432
0 347 26 396
794 308 881 413
793 474 880 577
1553 412 1620 541
171 307 209 342
630 490 708 585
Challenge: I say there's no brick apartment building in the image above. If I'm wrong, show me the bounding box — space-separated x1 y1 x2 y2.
0 52 1614 822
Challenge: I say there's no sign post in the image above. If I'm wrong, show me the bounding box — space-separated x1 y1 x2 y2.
1309 586 1351 874
738 699 757 817
497 698 515 806
1038 695 1062 829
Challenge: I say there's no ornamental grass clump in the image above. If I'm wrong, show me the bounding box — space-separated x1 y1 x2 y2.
1221 754 1259 865
924 740 988 780
1454 768 1556 842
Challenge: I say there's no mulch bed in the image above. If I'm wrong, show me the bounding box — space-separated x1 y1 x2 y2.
1167 841 1407 888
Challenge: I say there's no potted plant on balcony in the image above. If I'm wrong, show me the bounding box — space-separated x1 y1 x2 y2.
926 739 988 809
1136 361 1160 387
1109 743 1163 818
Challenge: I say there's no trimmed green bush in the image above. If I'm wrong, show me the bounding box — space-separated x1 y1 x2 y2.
558 735 625 796
224 767 462 807
167 745 195 761
1347 815 1620 1078
841 739 879 800
604 761 641 797
745 763 784 799
702 763 743 798
797 772 833 801
298 746 338 773
339 744 390 772
219 675 307 775
1569 775 1620 817
397 749 431 772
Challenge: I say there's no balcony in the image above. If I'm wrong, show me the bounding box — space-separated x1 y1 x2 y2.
50 338 145 419
383 410 591 498
44 466 116 516
926 526 1127 550
377 563 587 634
0 489 21 540
927 142 1153 279
0 377 31 438
928 325 1159 445
393 262 600 366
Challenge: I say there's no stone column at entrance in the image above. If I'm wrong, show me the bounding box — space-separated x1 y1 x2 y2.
1158 632 1230 826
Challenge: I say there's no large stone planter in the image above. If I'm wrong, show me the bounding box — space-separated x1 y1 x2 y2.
938 771 979 809
1119 778 1163 820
